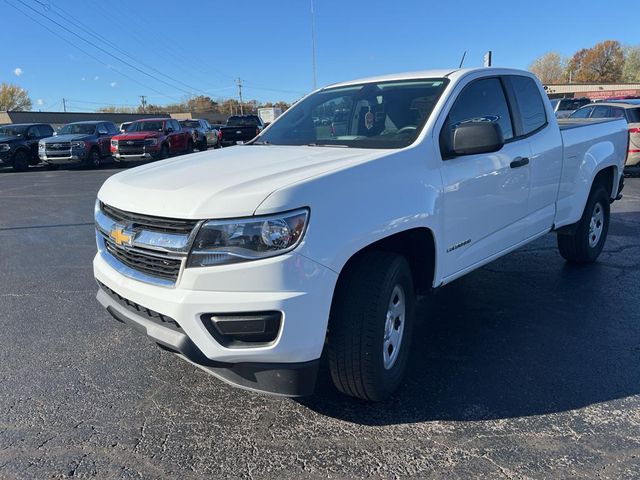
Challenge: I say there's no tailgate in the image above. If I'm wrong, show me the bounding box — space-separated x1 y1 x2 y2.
221 127 258 143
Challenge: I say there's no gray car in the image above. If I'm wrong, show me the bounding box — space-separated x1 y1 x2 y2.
179 119 220 150
550 97 592 118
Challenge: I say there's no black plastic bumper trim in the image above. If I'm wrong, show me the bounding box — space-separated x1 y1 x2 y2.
100 288 318 397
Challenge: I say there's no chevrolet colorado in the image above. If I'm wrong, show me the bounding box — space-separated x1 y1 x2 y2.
94 68 627 400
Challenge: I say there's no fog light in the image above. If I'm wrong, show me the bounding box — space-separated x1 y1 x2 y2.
200 312 282 347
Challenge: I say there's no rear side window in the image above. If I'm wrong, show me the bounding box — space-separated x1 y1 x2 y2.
444 77 514 142
510 76 546 135
625 108 640 123
570 106 593 119
38 125 54 137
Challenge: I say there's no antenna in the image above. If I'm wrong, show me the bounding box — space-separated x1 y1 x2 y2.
458 51 467 69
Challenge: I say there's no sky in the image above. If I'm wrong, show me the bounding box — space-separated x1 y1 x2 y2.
1 0 638 112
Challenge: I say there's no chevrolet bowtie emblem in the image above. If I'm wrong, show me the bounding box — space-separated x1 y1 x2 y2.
110 226 134 246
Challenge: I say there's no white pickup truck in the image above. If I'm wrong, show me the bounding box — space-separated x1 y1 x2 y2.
94 68 627 401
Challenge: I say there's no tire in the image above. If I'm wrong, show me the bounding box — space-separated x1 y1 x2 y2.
557 185 610 263
198 138 208 151
328 251 415 401
12 149 29 172
159 144 169 160
186 140 194 154
84 148 101 169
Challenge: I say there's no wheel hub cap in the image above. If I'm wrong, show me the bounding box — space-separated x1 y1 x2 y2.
588 202 604 248
383 285 406 370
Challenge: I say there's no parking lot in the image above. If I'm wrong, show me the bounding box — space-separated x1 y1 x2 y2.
0 165 639 479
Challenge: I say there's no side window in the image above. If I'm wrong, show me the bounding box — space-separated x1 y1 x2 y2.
443 78 514 151
107 122 119 134
27 126 40 138
591 106 612 118
97 123 109 135
38 125 53 137
611 108 625 119
172 120 181 131
570 106 593 119
510 76 546 135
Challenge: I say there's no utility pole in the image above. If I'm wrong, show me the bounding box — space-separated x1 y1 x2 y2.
310 0 317 90
237 78 244 115
62 98 67 112
139 95 147 113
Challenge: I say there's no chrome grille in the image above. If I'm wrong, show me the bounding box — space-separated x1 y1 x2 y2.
97 202 200 286
101 202 198 234
104 239 182 281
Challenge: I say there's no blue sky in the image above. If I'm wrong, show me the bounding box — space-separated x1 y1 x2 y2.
1 0 637 112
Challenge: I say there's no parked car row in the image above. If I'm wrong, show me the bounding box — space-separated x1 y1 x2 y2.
0 117 225 172
567 99 640 168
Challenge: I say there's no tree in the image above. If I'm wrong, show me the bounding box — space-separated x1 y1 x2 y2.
185 95 218 112
529 52 567 84
0 83 32 111
568 40 624 83
622 45 640 82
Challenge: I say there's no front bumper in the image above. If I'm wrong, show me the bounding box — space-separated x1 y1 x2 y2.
40 153 84 165
93 247 337 395
114 152 155 161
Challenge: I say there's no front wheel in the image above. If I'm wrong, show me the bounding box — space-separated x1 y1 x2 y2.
185 140 194 154
557 186 610 263
12 150 29 172
328 252 415 401
84 148 101 169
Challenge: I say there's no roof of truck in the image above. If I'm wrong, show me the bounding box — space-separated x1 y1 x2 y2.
324 67 535 90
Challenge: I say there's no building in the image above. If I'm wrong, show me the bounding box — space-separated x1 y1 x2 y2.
0 110 228 128
544 83 640 100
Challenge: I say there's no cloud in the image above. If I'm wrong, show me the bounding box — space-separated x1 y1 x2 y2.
94 76 99 81
36 99 44 106
13 67 23 76
110 82 118 88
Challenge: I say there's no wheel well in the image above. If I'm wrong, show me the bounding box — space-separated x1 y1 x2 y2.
338 228 436 295
593 166 616 198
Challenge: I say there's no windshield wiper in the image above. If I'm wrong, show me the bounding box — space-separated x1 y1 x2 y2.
306 143 349 148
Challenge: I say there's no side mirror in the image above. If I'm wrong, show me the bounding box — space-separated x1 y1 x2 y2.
451 121 504 156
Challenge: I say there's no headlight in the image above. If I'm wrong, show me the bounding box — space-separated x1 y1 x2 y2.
38 142 45 150
0 144 10 152
111 140 118 147
145 138 158 146
71 141 85 148
187 209 309 267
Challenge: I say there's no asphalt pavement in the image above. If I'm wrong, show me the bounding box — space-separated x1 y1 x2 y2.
0 165 639 479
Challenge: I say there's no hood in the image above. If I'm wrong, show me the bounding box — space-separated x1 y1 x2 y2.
98 145 388 219
0 135 19 143
43 133 93 143
115 132 161 140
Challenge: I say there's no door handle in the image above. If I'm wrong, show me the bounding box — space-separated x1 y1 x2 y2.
510 157 529 168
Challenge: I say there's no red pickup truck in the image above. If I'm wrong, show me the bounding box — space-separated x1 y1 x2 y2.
110 118 193 162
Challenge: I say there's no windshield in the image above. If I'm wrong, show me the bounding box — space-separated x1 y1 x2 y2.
128 121 165 132
58 123 96 135
227 116 261 126
180 121 200 128
0 125 28 137
256 78 448 149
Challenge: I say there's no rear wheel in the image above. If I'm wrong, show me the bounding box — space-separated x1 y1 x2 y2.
557 185 610 263
12 150 29 172
328 252 415 401
198 138 208 151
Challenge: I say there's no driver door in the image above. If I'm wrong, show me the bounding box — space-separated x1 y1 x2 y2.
439 77 531 280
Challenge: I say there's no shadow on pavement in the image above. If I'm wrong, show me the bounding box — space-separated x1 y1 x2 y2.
299 212 640 425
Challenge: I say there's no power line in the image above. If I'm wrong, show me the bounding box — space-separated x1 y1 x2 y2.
14 0 199 96
31 0 213 96
5 0 185 100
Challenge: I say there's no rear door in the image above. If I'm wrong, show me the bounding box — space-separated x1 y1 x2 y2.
439 76 531 278
96 123 111 156
505 75 563 238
